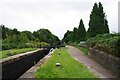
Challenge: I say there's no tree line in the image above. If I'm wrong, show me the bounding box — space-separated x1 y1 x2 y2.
1 25 60 50
62 2 110 43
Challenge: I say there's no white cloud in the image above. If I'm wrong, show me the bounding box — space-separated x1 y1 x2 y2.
0 0 119 39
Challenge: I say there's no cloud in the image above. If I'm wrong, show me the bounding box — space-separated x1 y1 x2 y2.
0 0 119 39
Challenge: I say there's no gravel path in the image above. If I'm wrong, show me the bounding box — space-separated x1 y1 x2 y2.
67 46 116 78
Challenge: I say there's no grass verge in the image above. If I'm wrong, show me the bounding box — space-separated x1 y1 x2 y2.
35 47 96 78
0 48 37 59
69 43 89 55
75 46 89 55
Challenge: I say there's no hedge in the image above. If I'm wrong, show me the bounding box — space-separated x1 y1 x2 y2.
87 33 120 57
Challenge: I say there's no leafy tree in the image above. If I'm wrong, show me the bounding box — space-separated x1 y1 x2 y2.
13 28 20 35
2 25 59 50
19 33 29 43
1 25 20 40
87 2 109 38
33 29 60 45
22 31 35 41
1 25 11 39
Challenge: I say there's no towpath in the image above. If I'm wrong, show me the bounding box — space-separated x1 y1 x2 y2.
67 45 116 78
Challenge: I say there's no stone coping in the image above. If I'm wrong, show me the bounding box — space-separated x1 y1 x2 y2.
0 48 42 64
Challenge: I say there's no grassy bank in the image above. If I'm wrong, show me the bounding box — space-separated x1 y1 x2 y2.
35 47 96 78
74 45 89 55
69 43 89 55
0 48 37 59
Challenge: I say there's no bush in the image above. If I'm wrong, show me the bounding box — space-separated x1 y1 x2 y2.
2 44 11 50
87 33 120 57
2 38 51 50
40 42 50 48
25 43 35 48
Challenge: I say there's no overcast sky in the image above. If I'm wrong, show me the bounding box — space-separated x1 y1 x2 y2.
0 0 119 39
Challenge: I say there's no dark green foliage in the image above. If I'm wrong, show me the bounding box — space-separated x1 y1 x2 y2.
62 19 86 43
87 2 109 38
78 19 86 41
73 27 78 42
21 31 35 41
1 25 60 50
2 44 11 50
1 25 20 39
87 33 120 57
33 29 60 45
2 32 29 49
62 30 70 43
62 30 73 43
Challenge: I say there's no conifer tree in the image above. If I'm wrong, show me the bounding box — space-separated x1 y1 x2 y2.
78 19 86 42
73 27 78 42
87 2 109 38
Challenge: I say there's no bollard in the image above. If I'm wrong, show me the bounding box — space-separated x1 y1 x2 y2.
56 63 60 66
58 52 60 55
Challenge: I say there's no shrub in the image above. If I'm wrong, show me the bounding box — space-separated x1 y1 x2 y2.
2 44 11 50
87 33 120 57
40 42 50 48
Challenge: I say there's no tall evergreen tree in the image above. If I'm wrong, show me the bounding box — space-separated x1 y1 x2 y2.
62 30 69 43
73 27 78 42
87 2 109 38
104 19 109 33
62 19 86 43
78 19 86 42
